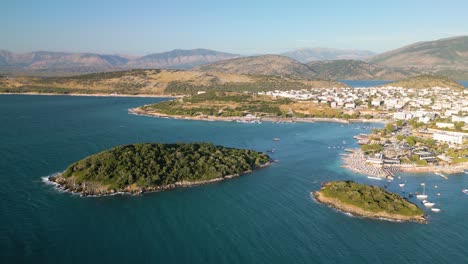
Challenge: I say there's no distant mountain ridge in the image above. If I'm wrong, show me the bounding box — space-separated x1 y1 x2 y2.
368 36 468 79
282 48 375 63
127 49 240 70
0 49 240 75
193 55 317 79
307 60 415 80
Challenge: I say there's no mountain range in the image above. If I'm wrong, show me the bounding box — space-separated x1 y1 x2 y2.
1 36 467 80
281 48 375 62
0 49 239 75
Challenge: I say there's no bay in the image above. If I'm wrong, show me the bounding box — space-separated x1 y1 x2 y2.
1 94 467 263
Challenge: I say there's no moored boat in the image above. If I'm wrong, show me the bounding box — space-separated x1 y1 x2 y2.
431 208 441 212
417 183 428 200
423 201 435 208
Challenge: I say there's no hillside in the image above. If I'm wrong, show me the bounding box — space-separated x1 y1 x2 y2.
382 75 465 90
49 143 270 196
307 60 415 80
0 50 129 74
368 36 468 79
0 69 347 95
135 91 356 120
127 49 239 69
0 49 240 75
282 48 375 63
193 55 316 79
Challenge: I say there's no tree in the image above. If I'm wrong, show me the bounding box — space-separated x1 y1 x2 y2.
385 123 395 133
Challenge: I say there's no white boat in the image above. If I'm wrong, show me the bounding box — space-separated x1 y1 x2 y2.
417 183 428 200
431 208 441 212
423 201 435 208
417 194 428 200
462 189 468 195
367 176 382 181
399 183 405 187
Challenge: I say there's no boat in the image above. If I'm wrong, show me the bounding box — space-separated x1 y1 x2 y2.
435 172 448 180
399 183 405 187
423 201 435 208
408 193 414 198
416 183 428 200
437 193 441 196
431 208 441 212
462 189 468 195
367 176 382 181
272 138 280 141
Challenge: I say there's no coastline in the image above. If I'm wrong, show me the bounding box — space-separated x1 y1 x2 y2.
312 189 427 224
129 107 389 124
0 92 177 98
47 162 271 197
342 148 468 176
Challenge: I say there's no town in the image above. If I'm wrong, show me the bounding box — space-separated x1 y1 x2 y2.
259 84 468 176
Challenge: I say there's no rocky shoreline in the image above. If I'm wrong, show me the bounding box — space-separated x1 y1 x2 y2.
312 190 427 224
47 162 270 197
1 92 177 98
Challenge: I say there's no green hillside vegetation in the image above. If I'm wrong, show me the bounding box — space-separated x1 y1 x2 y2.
382 75 464 90
53 143 270 195
319 181 423 217
139 92 357 119
142 92 290 117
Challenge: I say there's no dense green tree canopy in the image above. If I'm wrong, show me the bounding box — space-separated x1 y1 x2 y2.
62 143 270 190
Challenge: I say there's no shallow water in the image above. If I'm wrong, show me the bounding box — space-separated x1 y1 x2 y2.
1 95 467 263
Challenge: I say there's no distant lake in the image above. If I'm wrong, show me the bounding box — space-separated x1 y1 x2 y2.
342 80 468 88
459 80 468 87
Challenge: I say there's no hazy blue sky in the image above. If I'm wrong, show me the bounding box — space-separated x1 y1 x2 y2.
3 0 468 55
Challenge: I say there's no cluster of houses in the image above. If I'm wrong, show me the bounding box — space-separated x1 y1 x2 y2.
259 85 468 145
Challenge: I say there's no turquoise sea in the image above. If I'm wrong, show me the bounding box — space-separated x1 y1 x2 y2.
1 94 468 263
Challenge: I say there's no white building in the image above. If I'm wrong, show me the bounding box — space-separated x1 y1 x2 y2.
371 99 382 107
433 133 463 144
436 122 455 129
452 115 468 123
393 112 413 120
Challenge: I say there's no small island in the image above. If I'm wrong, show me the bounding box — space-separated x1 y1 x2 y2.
49 143 270 196
313 181 426 223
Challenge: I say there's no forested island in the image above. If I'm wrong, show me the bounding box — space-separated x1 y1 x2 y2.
313 181 426 223
49 143 270 196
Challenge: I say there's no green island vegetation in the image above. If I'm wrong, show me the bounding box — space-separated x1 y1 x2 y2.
139 91 362 119
315 181 425 222
50 142 270 196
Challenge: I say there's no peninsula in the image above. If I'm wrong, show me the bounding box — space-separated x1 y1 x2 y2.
313 181 426 223
49 143 270 196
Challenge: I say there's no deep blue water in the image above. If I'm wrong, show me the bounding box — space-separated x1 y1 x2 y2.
1 95 468 263
342 80 468 88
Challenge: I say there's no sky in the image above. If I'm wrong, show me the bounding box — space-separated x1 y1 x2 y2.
3 0 468 55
